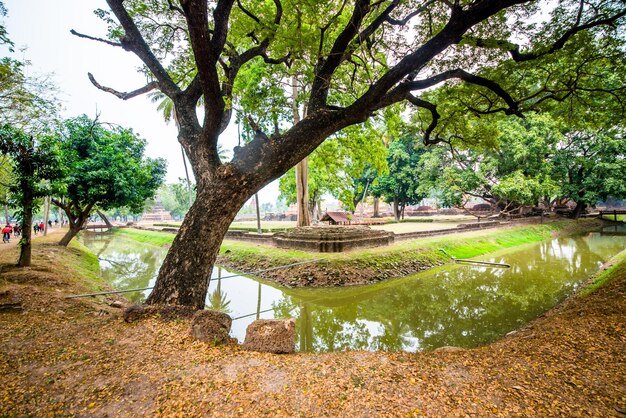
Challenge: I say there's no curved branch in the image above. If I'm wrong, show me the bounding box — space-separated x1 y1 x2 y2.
310 0 372 109
105 0 179 97
237 0 261 24
70 29 122 47
87 73 159 100
462 8 626 62
406 95 441 144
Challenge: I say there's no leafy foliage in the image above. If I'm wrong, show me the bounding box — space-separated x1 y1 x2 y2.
52 115 166 245
0 124 62 265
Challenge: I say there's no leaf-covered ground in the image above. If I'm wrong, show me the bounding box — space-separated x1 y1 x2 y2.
1 231 625 417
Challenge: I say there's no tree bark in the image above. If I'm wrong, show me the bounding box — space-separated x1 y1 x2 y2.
58 218 85 246
97 209 113 228
572 201 587 219
393 197 400 221
254 193 262 234
373 197 380 218
296 158 311 227
146 181 247 309
292 74 311 227
57 203 93 247
43 196 50 236
17 196 33 267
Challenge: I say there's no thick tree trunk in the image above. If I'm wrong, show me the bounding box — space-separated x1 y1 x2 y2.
393 197 400 221
58 206 92 247
58 223 84 247
146 183 246 309
373 197 380 218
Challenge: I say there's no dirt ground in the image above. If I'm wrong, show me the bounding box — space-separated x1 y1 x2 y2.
1 230 625 417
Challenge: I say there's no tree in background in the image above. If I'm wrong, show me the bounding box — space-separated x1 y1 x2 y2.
52 115 166 246
0 4 63 265
279 121 388 217
373 137 427 220
418 114 562 215
553 128 626 218
0 126 61 266
158 178 197 219
76 0 626 308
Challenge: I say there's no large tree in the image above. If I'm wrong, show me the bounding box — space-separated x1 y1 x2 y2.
73 0 626 308
52 115 166 246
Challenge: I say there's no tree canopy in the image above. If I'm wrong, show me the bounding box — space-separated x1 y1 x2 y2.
52 115 166 246
73 0 626 307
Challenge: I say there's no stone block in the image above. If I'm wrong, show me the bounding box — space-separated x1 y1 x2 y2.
190 310 233 345
243 319 296 354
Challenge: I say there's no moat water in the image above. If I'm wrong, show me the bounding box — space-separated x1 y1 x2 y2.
81 225 626 352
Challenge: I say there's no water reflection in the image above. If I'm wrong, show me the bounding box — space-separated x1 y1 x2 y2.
81 226 626 353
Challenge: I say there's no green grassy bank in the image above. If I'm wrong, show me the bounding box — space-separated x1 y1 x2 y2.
580 248 626 296
112 219 603 287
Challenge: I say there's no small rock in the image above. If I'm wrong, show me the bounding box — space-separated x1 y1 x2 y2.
109 301 124 309
190 310 232 345
56 310 65 316
243 318 296 354
506 330 518 337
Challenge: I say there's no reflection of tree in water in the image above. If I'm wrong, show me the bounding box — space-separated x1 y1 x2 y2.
207 267 231 313
83 231 626 352
81 234 166 303
273 298 371 352
272 233 617 352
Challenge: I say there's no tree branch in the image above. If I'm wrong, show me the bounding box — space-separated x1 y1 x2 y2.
69 29 123 47
310 0 372 109
462 8 626 62
87 73 159 100
406 95 441 144
105 0 180 97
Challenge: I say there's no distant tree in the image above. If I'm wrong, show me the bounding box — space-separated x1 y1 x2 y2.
52 115 166 246
553 128 626 218
373 137 427 220
158 178 196 219
279 123 387 216
0 125 61 266
418 115 562 216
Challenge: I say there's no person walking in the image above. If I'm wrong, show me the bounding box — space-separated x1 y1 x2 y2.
33 223 39 235
2 224 11 243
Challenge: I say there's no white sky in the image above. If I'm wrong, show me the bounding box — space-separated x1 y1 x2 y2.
2 0 279 205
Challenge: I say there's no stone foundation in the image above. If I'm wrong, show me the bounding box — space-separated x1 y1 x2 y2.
273 226 394 252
